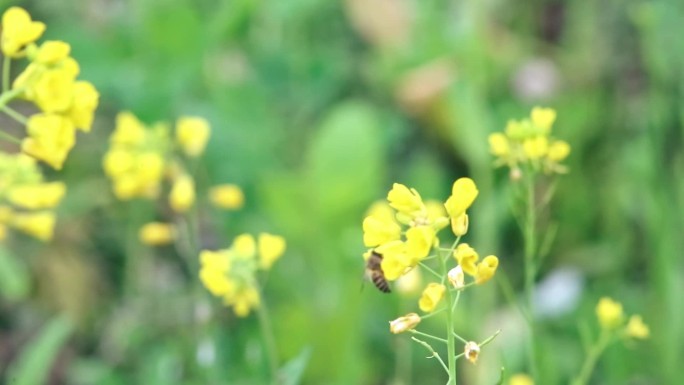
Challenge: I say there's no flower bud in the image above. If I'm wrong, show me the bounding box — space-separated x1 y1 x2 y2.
447 266 464 289
596 297 624 330
418 283 446 312
451 213 468 236
169 174 195 213
389 313 421 334
209 184 244 210
625 315 649 339
464 341 480 363
139 222 175 246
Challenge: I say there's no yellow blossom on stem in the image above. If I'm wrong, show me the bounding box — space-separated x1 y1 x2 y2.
229 285 260 317
11 211 55 241
68 81 99 132
199 250 233 296
488 133 510 157
451 212 468 236
1 7 45 57
169 174 195 213
389 313 421 334
530 106 556 134
111 111 146 145
34 40 70 65
387 183 425 219
444 177 478 219
376 240 410 281
405 225 435 264
139 222 175 246
625 315 649 339
232 233 257 258
475 255 499 284
209 184 244 210
7 181 65 209
596 297 624 330
22 113 76 170
418 283 445 312
362 213 401 247
453 243 479 276
258 233 286 270
522 136 549 160
176 116 211 157
547 140 571 162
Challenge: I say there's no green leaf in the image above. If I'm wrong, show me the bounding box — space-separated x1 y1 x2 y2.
278 346 312 385
0 244 30 301
6 316 74 385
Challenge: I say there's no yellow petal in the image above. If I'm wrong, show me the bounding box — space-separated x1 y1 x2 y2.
258 233 286 269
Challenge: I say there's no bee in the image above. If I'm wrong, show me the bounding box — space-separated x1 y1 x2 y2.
365 250 391 293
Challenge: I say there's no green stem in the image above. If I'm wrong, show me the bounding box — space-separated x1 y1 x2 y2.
441 247 457 385
419 261 443 280
3 55 9 93
1 105 27 125
257 300 280 384
411 337 449 375
523 173 538 380
410 329 447 344
571 330 611 385
0 129 21 144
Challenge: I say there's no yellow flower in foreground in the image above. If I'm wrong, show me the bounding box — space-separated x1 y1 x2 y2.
209 184 244 210
596 297 624 330
522 136 548 160
405 225 435 264
418 283 445 312
11 211 55 241
362 213 401 247
32 65 79 113
509 373 534 385
475 255 499 284
258 233 286 270
34 40 70 65
22 114 76 169
169 175 195 213
139 222 175 246
376 240 409 281
389 313 421 334
7 182 66 209
453 243 479 276
488 133 510 157
176 116 210 157
464 341 480 364
387 183 425 218
625 315 649 339
232 233 257 258
444 178 478 218
1 7 45 57
531 106 556 134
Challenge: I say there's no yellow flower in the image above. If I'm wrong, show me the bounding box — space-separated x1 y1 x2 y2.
425 200 449 230
389 313 421 334
7 182 65 209
22 113 76 169
169 175 195 213
522 136 548 160
625 315 649 339
365 200 395 221
509 374 534 385
488 133 510 157
405 225 435 264
11 211 55 241
596 297 624 330
376 240 409 281
102 149 134 178
451 213 469 236
1 7 45 57
453 243 479 276
209 184 244 210
139 222 175 246
229 285 260 317
232 233 257 258
68 81 99 132
547 140 570 162
258 233 286 270
530 107 556 134
418 283 445 312
176 116 210 157
32 65 78 113
475 255 499 284
395 267 422 295
362 213 401 247
447 266 464 289
505 119 533 139
444 178 478 219
111 112 146 145
199 250 233 296
464 341 480 364
387 183 425 218
34 40 70 65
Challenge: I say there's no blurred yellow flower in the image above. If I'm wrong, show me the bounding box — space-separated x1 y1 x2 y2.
34 40 70 64
22 113 76 169
232 233 256 258
7 181 65 209
376 240 410 281
1 7 45 57
405 225 435 264
169 174 195 213
453 243 479 276
209 184 244 210
488 133 510 157
176 116 210 157
475 255 499 284
530 106 556 134
509 373 534 385
387 183 425 219
32 65 78 113
68 81 99 132
547 140 571 162
444 177 478 219
139 222 175 246
111 111 146 145
522 136 548 160
363 212 401 247
258 233 286 270
596 297 624 330
625 315 649 339
418 283 445 312
199 250 233 296
11 211 55 241
230 285 260 317
389 313 421 334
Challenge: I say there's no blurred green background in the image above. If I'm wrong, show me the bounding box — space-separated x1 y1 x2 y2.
1 0 682 384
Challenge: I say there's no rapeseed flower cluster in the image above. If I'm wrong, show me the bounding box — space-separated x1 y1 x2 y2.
489 107 570 176
199 233 286 317
0 7 99 169
595 297 649 340
0 153 65 241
